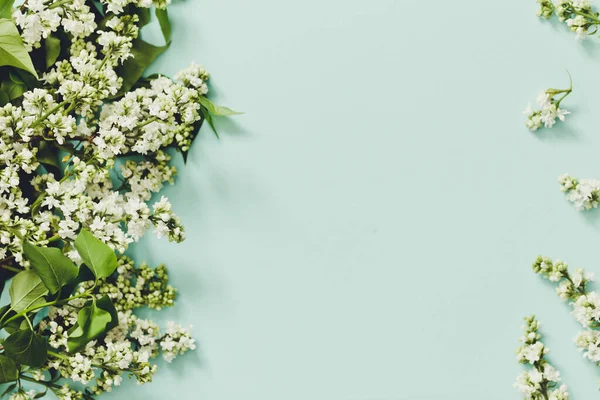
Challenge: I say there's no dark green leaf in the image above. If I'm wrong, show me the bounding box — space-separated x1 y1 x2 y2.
4 329 48 367
200 106 218 138
112 39 167 98
8 70 22 84
136 7 151 27
0 0 14 19
44 35 61 69
23 242 78 294
9 270 48 313
3 316 27 334
36 141 60 169
0 355 17 384
198 96 242 116
0 79 25 100
0 19 38 78
1 383 17 396
67 296 117 352
74 229 117 279
155 8 171 43
0 89 8 105
12 68 38 89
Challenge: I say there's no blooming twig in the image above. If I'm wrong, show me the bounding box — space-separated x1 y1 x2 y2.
532 256 600 388
538 0 600 40
558 174 600 211
523 77 572 131
514 315 570 400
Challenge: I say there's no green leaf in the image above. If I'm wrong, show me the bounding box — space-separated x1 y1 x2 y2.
136 7 151 27
4 329 48 367
198 96 242 116
112 39 167 98
0 0 14 19
0 89 8 105
36 141 60 169
23 242 78 294
8 70 22 84
1 383 17 396
74 229 117 279
200 106 218 138
155 8 171 43
3 316 27 334
0 19 38 78
0 355 17 384
67 296 117 353
9 270 48 313
44 35 61 69
1 79 25 100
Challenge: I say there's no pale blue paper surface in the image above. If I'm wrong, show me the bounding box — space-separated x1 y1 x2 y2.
95 0 600 398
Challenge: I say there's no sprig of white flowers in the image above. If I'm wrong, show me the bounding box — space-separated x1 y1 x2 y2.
531 257 600 387
558 174 600 210
524 79 572 131
537 0 600 40
515 315 570 400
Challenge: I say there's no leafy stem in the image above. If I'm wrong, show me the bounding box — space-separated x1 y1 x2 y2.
0 290 93 328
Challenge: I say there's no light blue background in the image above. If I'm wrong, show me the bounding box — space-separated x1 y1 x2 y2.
109 0 600 398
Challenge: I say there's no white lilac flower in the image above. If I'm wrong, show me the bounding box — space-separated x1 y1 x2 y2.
538 0 598 40
514 316 569 400
558 174 600 211
524 85 571 132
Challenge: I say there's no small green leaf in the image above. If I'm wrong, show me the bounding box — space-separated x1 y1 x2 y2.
155 8 171 43
74 229 117 279
23 242 78 294
9 270 48 313
0 355 18 384
44 35 61 69
198 96 242 116
0 19 38 78
0 0 14 19
67 296 117 353
4 329 48 367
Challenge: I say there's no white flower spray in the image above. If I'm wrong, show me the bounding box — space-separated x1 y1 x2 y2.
515 315 570 400
523 77 572 132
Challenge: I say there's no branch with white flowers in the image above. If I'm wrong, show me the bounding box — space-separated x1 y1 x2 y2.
531 257 600 379
515 315 570 400
537 0 600 40
558 174 600 211
523 79 572 132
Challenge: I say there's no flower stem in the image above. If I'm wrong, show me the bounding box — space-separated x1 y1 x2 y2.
31 101 69 128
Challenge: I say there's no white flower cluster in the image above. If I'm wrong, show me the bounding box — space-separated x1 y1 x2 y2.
559 173 600 211
537 0 598 40
0 0 217 268
531 256 600 385
34 256 194 395
523 90 571 131
8 390 39 400
13 0 96 51
514 316 569 400
160 321 196 363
